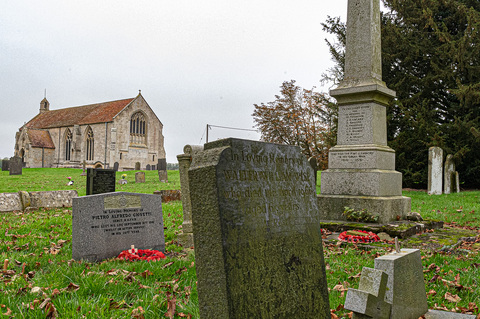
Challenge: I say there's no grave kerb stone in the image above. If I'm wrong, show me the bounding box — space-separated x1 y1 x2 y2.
72 192 165 262
189 138 330 318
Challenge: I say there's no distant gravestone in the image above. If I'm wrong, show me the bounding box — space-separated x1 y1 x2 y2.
86 168 116 195
189 138 330 318
81 160 87 176
157 158 167 171
135 162 141 170
9 156 22 175
308 157 318 185
444 155 455 194
113 162 119 171
72 192 165 262
2 160 10 171
455 171 460 193
158 158 168 182
135 171 145 183
428 147 443 195
146 164 151 170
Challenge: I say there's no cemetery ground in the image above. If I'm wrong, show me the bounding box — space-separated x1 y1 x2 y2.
0 169 479 318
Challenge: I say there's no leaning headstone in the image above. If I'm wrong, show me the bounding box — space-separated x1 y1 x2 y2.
113 162 119 171
86 168 116 195
135 171 145 183
2 160 10 171
177 144 204 247
455 171 460 193
135 162 141 170
72 192 165 262
146 164 151 171
444 154 455 194
374 249 428 319
318 0 410 223
344 267 391 318
189 138 330 318
428 147 443 195
9 156 22 175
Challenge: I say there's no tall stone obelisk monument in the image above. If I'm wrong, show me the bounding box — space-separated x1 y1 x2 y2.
318 0 410 223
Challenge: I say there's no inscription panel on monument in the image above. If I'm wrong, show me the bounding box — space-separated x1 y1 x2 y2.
72 192 165 262
86 168 116 195
190 139 330 318
338 104 372 145
329 151 375 169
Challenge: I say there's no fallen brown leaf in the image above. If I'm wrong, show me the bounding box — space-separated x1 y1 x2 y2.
165 292 176 318
445 292 462 303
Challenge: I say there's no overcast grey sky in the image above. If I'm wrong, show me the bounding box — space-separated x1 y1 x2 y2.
0 0 347 163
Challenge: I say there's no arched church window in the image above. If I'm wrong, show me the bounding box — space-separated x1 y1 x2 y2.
85 127 94 161
65 129 72 161
130 112 147 145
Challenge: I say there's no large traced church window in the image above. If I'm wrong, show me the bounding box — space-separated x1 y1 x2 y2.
130 112 147 145
65 129 72 161
85 126 94 161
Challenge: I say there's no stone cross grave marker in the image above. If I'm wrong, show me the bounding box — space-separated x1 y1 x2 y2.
318 0 410 223
428 147 443 195
444 154 455 194
86 168 116 195
135 171 145 183
72 192 165 262
2 160 10 171
9 156 22 175
189 138 330 318
344 267 391 319
374 249 428 319
177 144 204 248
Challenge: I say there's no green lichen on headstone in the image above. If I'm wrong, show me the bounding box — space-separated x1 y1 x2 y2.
189 138 330 319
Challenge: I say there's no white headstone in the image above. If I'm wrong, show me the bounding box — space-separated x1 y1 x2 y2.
444 155 455 194
428 147 443 195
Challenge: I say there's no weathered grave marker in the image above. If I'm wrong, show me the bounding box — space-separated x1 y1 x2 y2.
177 144 204 247
72 192 165 262
344 267 391 318
428 147 443 195
374 249 428 319
146 164 151 170
9 156 22 175
2 160 9 171
318 0 410 223
113 162 119 171
135 171 145 183
455 171 460 193
86 168 116 195
189 138 330 318
157 158 168 182
135 162 141 170
444 155 455 194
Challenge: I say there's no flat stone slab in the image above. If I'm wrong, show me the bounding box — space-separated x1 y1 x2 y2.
424 310 477 319
319 220 444 239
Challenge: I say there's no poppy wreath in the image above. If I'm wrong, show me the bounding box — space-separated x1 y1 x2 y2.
338 230 380 243
118 249 166 262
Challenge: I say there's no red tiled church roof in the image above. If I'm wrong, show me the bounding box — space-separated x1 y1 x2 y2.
27 129 55 149
25 98 134 129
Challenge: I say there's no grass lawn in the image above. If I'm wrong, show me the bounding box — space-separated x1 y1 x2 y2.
0 169 479 318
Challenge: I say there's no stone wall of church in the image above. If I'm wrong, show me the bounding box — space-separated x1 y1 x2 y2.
26 147 56 168
110 95 166 170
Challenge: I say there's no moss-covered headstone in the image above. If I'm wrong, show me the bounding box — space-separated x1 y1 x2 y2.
189 138 330 319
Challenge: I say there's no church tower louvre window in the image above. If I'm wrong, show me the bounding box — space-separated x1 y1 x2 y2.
85 126 94 161
130 112 147 145
65 129 72 161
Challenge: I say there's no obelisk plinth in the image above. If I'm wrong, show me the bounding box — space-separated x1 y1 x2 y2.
318 0 410 223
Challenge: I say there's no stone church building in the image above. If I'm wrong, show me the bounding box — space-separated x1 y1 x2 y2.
14 92 166 170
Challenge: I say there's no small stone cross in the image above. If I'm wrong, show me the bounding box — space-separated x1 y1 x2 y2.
344 267 392 319
128 245 138 254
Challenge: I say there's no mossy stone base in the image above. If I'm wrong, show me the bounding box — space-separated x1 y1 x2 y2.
317 194 411 224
